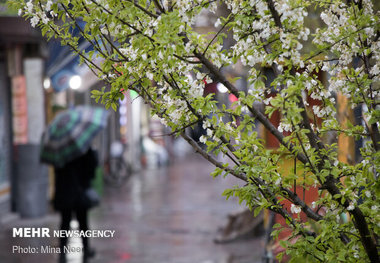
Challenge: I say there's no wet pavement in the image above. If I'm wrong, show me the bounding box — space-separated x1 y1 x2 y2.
0 153 263 263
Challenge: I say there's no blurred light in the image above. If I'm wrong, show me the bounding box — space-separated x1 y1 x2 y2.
217 83 228 93
130 90 139 99
120 126 127 135
120 116 127 126
229 94 238 102
119 105 127 115
110 141 123 158
69 75 82 90
43 78 51 89
120 97 127 105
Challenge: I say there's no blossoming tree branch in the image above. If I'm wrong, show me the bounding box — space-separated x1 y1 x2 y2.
11 0 379 262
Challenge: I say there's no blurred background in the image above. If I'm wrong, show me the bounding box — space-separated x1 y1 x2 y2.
0 2 265 263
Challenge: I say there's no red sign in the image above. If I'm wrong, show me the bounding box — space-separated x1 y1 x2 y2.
11 75 28 144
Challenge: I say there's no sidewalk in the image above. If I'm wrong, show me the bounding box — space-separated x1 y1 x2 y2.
0 153 263 263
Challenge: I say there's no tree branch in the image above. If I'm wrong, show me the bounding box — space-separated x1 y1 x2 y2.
193 50 310 166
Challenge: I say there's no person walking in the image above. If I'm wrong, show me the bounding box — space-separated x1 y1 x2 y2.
40 106 108 262
53 147 98 263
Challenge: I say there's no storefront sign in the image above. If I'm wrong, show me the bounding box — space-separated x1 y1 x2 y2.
11 75 28 144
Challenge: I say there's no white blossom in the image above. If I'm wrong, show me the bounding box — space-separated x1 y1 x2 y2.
46 0 53 11
370 64 379 76
202 120 211 129
347 203 355 211
199 135 207 144
274 177 282 186
41 14 49 24
263 97 272 105
26 1 33 13
30 16 39 27
278 122 292 133
100 27 108 35
214 18 221 28
146 72 154 80
291 204 302 214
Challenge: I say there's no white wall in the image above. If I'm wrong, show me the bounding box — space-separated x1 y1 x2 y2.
24 58 45 144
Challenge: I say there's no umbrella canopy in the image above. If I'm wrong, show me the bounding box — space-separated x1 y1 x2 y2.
40 106 109 167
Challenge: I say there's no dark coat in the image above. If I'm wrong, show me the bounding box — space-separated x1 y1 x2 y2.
53 148 98 211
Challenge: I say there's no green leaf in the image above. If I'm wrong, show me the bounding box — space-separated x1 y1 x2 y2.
254 206 262 217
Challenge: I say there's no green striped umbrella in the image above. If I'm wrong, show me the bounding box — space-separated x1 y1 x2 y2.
40 106 109 167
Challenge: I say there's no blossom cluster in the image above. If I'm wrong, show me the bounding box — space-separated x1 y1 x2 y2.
18 0 55 27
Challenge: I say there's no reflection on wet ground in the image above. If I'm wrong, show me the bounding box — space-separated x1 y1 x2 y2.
0 154 263 263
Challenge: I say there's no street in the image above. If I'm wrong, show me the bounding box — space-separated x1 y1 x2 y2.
0 153 263 263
